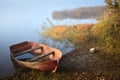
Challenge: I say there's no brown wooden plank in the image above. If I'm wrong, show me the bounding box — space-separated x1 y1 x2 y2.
27 51 54 62
13 46 42 57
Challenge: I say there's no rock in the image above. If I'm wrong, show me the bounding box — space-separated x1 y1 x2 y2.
89 48 96 53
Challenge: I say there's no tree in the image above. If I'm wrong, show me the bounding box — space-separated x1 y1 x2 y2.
105 0 120 15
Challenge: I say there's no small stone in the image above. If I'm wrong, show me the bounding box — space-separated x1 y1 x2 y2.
89 48 96 53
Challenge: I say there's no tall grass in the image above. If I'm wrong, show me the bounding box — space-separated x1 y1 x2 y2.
41 24 94 48
41 25 67 41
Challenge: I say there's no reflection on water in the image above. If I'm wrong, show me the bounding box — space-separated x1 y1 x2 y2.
16 53 35 60
0 44 14 78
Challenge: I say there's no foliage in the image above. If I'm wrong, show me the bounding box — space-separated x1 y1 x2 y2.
91 0 120 53
41 24 94 48
63 24 93 47
105 0 120 15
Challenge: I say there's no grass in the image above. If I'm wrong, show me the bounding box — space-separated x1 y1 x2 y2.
91 14 120 53
41 24 94 48
41 25 68 41
0 69 111 80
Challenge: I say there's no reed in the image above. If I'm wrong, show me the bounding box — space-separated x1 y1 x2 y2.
41 24 94 48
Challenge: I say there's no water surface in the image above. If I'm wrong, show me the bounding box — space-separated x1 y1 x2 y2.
0 19 96 78
0 24 39 78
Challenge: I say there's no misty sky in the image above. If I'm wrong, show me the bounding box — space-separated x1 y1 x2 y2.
0 0 106 27
0 0 106 44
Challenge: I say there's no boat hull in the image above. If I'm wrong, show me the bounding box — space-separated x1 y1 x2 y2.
10 41 62 72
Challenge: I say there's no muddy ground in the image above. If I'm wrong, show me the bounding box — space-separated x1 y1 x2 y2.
58 41 102 73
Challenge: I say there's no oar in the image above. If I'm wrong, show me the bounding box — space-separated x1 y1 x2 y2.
13 46 43 57
26 51 55 62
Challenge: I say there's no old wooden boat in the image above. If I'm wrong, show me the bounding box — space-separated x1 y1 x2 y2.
10 41 62 73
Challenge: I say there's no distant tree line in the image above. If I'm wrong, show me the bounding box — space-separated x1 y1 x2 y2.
52 6 106 20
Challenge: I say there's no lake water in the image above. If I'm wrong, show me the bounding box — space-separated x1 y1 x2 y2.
0 24 73 78
0 19 96 78
0 24 39 78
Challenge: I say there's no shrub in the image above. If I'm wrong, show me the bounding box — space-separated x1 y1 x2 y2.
91 14 120 53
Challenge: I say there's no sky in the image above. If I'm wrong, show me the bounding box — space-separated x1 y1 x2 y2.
0 0 106 27
0 0 106 44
